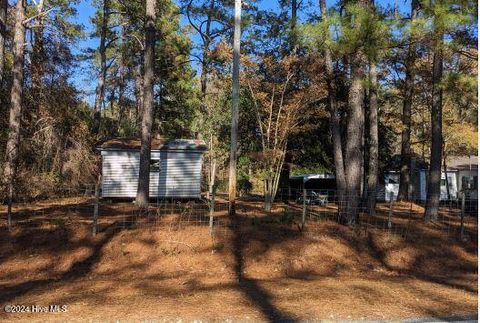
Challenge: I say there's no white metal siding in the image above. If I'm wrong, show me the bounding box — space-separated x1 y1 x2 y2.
419 170 459 201
101 150 203 198
377 173 399 201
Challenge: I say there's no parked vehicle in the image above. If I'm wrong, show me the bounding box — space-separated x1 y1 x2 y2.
296 191 329 206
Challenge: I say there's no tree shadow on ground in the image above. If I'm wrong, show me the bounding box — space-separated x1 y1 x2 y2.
0 199 476 320
231 215 298 322
0 214 141 304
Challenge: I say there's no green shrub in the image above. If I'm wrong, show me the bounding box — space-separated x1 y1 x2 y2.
237 175 253 196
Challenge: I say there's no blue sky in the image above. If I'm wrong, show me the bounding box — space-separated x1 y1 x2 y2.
70 0 409 105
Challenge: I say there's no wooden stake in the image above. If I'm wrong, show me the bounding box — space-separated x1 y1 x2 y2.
460 191 465 240
302 188 307 230
93 175 101 236
388 191 393 229
209 187 215 236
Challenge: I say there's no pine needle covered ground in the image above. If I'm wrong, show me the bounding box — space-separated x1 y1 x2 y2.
0 198 477 321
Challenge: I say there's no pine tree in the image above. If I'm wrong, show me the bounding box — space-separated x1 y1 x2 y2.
92 0 110 135
423 0 476 220
398 0 419 201
136 0 157 208
0 0 7 83
367 61 378 216
3 0 26 229
319 0 347 213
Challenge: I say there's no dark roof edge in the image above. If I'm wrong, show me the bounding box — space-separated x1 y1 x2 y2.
98 147 207 152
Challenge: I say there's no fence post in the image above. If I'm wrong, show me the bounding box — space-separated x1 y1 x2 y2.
302 188 307 230
404 201 413 240
93 175 101 236
388 191 393 229
460 191 465 240
6 182 12 231
209 187 215 236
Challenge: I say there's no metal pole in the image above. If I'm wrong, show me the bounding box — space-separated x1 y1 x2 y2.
228 0 241 216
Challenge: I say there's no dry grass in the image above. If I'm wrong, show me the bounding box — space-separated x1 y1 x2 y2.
0 197 477 321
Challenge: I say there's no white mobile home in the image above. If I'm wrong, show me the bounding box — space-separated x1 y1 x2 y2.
418 156 478 201
381 170 458 201
445 155 478 200
98 138 207 198
379 156 478 201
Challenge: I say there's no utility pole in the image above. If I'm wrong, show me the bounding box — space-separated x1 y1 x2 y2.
228 0 241 216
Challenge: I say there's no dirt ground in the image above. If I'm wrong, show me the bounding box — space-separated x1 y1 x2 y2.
0 197 477 321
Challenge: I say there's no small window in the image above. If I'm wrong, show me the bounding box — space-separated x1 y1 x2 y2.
150 160 160 172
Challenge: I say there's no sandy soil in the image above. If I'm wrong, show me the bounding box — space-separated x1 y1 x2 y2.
0 197 477 321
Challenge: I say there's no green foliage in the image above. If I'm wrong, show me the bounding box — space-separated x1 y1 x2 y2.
154 0 200 137
237 175 253 196
291 166 329 176
442 72 477 123
300 3 392 62
422 0 477 34
236 156 254 196
88 0 200 139
1 0 477 204
288 112 333 174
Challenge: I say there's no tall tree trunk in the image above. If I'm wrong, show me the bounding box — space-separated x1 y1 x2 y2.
117 21 127 130
319 0 346 212
109 87 115 118
31 0 46 118
442 142 450 200
0 0 7 83
32 26 45 117
207 134 217 198
424 20 444 221
135 63 144 127
93 0 109 135
199 2 215 196
398 0 418 201
342 0 368 226
136 0 156 208
344 52 365 226
290 0 297 52
367 62 378 216
291 0 297 29
199 0 214 106
208 136 217 198
264 178 272 212
361 87 367 198
228 0 241 216
198 0 214 140
3 0 26 228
